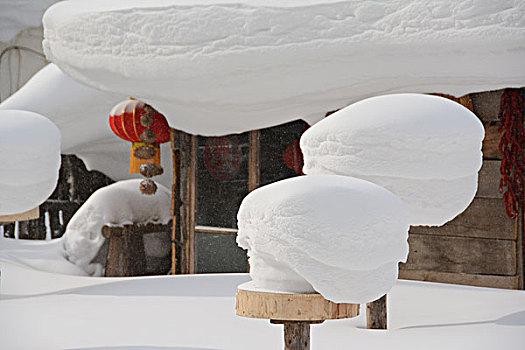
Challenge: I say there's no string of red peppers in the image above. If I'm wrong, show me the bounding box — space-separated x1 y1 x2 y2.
498 88 525 219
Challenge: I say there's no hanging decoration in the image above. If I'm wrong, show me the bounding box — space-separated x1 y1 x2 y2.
498 88 525 219
204 136 242 181
109 99 170 194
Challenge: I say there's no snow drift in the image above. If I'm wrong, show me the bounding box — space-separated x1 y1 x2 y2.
0 109 60 215
236 175 410 303
62 179 171 276
301 94 485 226
42 0 525 136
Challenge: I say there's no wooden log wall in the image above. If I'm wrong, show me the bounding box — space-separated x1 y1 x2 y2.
399 89 524 290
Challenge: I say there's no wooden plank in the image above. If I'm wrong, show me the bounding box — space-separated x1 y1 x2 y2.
401 233 517 275
124 227 147 276
195 225 238 235
518 206 524 289
399 269 519 290
179 132 197 274
482 123 502 159
477 160 502 198
236 288 359 321
249 130 260 192
471 89 503 123
170 128 180 275
105 234 122 277
366 295 387 329
0 207 39 223
188 134 197 274
410 198 515 240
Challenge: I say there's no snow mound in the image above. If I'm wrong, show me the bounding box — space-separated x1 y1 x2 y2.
62 179 171 276
42 0 525 135
236 175 410 303
301 94 484 226
0 64 176 188
0 109 60 215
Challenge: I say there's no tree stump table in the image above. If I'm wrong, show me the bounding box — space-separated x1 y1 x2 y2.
236 282 360 350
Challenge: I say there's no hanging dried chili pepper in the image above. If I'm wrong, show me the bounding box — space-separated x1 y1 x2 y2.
498 88 525 218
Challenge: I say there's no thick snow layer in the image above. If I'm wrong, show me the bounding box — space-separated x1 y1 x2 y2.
42 0 525 135
301 94 484 226
0 64 175 188
0 64 179 187
0 110 60 215
1 255 524 350
62 179 171 276
237 175 410 303
0 0 59 42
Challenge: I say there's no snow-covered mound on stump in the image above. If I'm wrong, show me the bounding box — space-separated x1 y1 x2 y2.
42 0 525 135
236 175 410 303
301 94 485 226
0 110 60 215
62 179 171 276
0 64 175 188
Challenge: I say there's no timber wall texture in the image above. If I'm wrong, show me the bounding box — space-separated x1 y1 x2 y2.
399 89 524 290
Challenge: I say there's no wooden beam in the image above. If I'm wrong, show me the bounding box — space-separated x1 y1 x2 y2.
170 128 181 275
249 130 260 192
399 269 519 289
402 233 517 276
0 207 39 223
518 205 524 289
366 295 387 329
179 132 197 274
410 198 515 240
195 225 238 235
477 160 503 198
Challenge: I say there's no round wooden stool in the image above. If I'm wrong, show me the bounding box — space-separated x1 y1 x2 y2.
236 282 360 350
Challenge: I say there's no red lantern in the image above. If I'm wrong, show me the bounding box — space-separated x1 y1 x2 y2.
109 99 170 174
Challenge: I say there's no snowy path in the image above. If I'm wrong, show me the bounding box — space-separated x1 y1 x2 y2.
1 251 524 349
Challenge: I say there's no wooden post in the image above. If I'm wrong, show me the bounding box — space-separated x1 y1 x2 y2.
105 228 123 277
518 204 524 289
249 130 260 192
170 129 181 275
179 132 197 274
270 321 312 350
366 294 387 329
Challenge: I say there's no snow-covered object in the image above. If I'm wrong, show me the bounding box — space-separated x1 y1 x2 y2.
301 94 485 226
0 0 59 42
42 0 525 136
237 175 410 303
0 64 174 188
0 110 60 215
62 179 171 276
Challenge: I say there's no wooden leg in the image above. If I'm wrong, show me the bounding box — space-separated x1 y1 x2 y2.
366 294 387 329
105 235 122 277
271 320 317 350
284 321 310 350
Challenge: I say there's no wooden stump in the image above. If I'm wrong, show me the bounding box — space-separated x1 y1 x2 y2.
236 283 359 350
366 294 387 329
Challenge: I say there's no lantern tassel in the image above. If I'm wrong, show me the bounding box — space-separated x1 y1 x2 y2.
130 142 161 174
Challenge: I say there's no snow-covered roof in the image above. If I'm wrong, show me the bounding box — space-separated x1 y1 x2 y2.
42 0 525 135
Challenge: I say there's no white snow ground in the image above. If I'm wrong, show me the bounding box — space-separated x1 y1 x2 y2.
0 243 524 350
